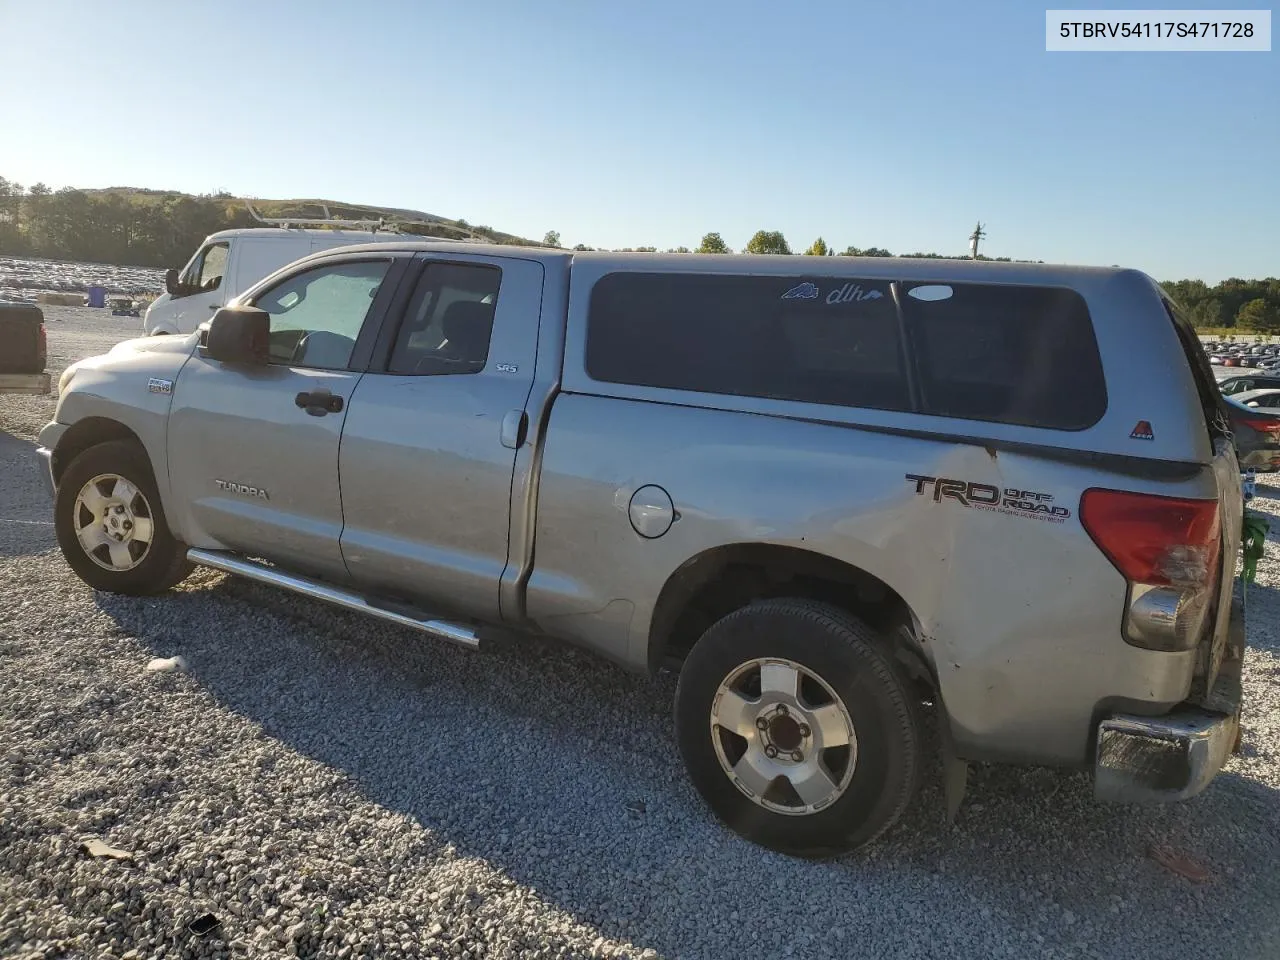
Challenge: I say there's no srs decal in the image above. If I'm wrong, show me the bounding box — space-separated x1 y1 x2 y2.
905 474 1071 523
781 282 819 301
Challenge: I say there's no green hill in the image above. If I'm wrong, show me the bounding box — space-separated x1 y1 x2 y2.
0 177 538 268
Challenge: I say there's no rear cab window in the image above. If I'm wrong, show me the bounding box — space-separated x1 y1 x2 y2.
899 281 1106 430
586 273 908 411
585 272 1107 431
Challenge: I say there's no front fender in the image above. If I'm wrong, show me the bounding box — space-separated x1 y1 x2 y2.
50 338 196 528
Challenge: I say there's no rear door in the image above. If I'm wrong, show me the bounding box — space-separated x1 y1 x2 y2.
167 252 408 582
337 253 543 621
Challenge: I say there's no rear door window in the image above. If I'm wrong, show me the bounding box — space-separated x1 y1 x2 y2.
387 262 502 375
901 282 1106 430
585 273 910 412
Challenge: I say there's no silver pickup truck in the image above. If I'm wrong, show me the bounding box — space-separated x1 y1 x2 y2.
39 244 1246 856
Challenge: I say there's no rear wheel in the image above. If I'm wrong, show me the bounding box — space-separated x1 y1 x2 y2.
54 440 193 595
675 599 921 857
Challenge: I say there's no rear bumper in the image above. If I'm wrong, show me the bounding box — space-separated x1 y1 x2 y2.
1094 596 1244 803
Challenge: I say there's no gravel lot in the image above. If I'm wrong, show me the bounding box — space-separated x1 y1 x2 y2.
2 307 1279 960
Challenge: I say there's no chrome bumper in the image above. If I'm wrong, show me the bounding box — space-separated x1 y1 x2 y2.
1095 594 1244 804
35 446 56 499
1094 708 1238 803
35 421 67 499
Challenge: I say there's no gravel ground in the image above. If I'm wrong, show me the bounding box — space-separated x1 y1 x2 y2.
2 307 1279 959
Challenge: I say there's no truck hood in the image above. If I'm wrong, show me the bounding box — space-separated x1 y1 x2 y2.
107 332 200 357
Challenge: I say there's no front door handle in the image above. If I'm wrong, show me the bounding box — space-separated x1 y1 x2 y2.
295 389 344 416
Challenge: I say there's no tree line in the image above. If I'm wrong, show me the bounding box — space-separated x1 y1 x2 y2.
2 177 1274 332
1160 277 1280 333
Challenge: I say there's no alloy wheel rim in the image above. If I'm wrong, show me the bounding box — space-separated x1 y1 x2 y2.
73 473 155 572
709 657 857 816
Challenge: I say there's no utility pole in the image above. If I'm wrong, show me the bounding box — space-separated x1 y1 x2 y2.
969 221 986 260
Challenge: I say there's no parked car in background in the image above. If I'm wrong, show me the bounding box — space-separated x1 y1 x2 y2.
1219 376 1280 396
142 204 486 337
1226 395 1280 471
142 228 431 336
1231 388 1280 410
0 302 50 394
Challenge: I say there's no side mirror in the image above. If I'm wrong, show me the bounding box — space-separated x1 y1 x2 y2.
202 306 269 364
165 268 181 296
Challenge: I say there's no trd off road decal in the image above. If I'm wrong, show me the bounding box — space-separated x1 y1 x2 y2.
905 474 1071 523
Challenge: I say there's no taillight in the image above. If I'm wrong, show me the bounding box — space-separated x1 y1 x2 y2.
1080 489 1221 652
1239 417 1280 435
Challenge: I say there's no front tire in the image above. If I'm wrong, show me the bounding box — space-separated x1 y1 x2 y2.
675 599 922 857
54 439 193 595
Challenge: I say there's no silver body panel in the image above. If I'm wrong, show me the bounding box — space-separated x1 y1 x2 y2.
44 244 1243 772
338 256 546 621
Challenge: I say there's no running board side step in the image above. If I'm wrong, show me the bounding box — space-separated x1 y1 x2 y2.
186 548 480 650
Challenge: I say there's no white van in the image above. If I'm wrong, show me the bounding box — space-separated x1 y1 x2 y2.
143 228 425 335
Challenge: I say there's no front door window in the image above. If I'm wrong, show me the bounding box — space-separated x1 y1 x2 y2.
251 260 392 370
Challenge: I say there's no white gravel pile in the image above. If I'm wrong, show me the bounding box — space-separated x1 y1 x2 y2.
0 256 165 297
1 305 1279 959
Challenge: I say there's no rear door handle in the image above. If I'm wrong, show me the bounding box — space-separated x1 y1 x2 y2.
500 409 528 449
295 389 344 416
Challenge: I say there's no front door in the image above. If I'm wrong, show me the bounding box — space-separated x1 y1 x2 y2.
337 255 543 621
167 254 406 582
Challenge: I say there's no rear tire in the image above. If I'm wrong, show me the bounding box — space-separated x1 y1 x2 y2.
675 599 921 857
54 439 193 595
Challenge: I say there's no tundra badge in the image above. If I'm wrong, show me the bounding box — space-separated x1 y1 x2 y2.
214 479 269 500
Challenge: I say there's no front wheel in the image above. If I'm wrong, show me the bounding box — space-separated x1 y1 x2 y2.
675 599 922 857
54 439 193 595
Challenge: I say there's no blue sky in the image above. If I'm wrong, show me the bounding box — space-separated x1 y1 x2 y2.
1 0 1275 281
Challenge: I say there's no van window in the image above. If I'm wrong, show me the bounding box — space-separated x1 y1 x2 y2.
585 273 911 412
901 282 1107 430
387 262 502 375
179 242 230 294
